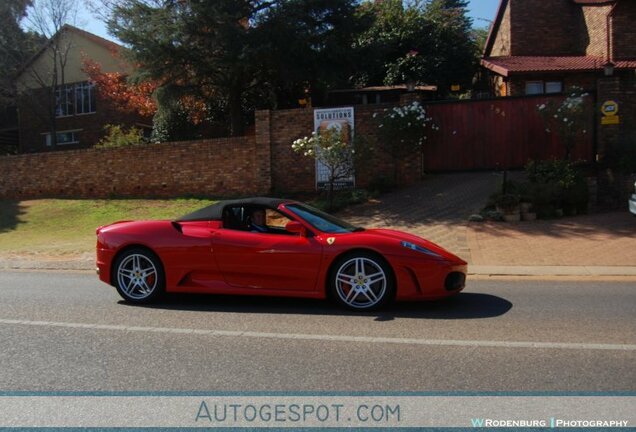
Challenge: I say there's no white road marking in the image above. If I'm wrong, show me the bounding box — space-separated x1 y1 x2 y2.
0 318 635 351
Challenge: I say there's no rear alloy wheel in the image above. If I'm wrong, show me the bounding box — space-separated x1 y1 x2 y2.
330 252 394 311
113 248 164 303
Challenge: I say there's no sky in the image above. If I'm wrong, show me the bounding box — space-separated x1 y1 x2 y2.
76 0 501 43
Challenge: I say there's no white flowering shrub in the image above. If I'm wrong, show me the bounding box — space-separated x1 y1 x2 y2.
292 128 358 208
376 101 437 152
375 101 437 182
537 86 591 160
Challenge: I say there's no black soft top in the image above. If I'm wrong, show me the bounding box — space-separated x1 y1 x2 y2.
176 197 295 222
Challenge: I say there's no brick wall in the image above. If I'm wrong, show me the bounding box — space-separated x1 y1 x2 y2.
17 84 152 153
510 0 583 56
500 0 632 59
612 1 636 59
264 105 421 194
595 75 636 209
490 1 511 57
268 108 314 194
493 1 635 60
596 75 636 160
0 93 610 200
0 136 264 199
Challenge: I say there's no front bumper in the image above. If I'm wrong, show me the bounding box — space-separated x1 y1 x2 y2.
391 255 467 300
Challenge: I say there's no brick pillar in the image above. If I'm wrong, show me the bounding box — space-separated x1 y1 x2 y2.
596 77 621 163
254 110 273 195
594 76 635 209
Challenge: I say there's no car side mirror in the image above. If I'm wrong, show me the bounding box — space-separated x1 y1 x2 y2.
285 221 306 235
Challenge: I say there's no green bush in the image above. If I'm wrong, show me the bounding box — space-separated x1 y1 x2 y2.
525 159 580 189
95 125 147 149
523 159 588 217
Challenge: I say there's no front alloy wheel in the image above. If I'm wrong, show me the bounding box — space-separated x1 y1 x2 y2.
331 253 394 311
113 248 164 303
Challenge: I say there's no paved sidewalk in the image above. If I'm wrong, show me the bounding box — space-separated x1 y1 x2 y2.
467 212 636 267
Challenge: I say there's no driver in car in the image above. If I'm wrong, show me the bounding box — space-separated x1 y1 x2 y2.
249 208 268 233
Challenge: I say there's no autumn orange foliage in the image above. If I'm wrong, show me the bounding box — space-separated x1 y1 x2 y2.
82 57 209 125
82 57 158 117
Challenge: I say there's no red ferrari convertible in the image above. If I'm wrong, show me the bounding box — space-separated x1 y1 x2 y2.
96 197 467 310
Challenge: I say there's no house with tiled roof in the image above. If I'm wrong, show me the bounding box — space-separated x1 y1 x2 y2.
15 25 151 153
481 0 636 96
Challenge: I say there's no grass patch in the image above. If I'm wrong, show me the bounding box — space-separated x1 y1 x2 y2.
0 198 215 257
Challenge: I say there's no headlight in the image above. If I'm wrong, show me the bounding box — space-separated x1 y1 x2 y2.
401 241 442 258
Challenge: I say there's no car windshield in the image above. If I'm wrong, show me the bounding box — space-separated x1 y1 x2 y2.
285 203 362 234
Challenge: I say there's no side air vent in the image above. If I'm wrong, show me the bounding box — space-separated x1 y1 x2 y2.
171 221 183 233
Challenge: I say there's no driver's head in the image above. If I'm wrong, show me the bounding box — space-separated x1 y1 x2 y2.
251 208 265 226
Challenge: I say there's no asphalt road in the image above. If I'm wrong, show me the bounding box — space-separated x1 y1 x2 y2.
0 271 634 392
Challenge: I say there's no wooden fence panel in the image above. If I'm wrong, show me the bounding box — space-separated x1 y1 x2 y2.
421 95 594 171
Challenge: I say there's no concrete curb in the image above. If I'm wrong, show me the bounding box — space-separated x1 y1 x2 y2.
469 265 636 277
2 259 636 277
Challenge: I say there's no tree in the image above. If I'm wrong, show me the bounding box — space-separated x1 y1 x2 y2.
16 0 80 148
105 0 271 136
101 0 364 137
0 0 44 106
422 0 476 95
252 0 364 108
352 0 477 96
82 57 157 117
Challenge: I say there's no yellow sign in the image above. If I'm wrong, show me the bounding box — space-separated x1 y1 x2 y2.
601 115 620 125
327 237 336 245
601 100 619 116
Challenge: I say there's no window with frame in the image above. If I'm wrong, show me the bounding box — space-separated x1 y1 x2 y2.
55 84 75 117
545 81 563 94
75 82 96 114
525 81 544 95
525 80 564 95
44 130 80 146
55 82 96 117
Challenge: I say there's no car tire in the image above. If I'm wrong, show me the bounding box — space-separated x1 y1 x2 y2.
329 252 395 311
113 248 165 304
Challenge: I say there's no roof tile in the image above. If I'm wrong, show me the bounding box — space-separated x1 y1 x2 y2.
481 56 636 76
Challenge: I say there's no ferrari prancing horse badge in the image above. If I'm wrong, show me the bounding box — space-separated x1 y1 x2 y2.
327 237 336 245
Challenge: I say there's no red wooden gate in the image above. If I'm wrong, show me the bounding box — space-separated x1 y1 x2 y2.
421 94 595 171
